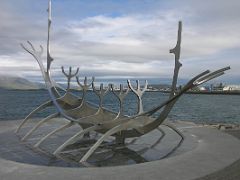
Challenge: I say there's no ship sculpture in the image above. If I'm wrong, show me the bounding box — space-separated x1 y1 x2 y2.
16 0 230 163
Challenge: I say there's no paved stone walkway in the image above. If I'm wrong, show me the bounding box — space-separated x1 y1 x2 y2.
197 130 240 180
1 120 240 180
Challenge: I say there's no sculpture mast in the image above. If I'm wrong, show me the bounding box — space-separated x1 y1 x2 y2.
47 0 54 73
169 21 182 97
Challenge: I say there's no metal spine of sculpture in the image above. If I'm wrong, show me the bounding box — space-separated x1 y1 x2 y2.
16 0 230 163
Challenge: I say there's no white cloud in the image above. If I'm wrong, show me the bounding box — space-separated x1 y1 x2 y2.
0 0 240 84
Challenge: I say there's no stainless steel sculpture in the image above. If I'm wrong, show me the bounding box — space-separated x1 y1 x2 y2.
16 0 230 163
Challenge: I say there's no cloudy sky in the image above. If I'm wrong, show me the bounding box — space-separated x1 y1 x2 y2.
0 0 240 84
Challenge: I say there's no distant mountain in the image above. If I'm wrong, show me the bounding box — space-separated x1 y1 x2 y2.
0 76 44 90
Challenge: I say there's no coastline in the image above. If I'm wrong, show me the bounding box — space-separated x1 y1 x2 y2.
158 90 240 95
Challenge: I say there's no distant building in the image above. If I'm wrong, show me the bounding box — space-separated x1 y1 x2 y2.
199 86 209 91
211 83 224 91
223 85 240 91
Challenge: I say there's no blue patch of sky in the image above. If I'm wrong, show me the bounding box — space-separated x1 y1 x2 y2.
5 0 173 20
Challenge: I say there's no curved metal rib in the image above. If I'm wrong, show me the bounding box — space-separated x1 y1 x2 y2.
159 123 184 159
16 100 53 133
111 84 129 118
61 66 79 91
92 82 110 110
111 84 130 144
54 125 99 155
76 76 94 103
34 121 74 148
21 113 59 141
127 80 148 114
20 42 45 78
80 124 125 162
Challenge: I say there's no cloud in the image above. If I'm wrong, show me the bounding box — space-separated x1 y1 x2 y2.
0 0 240 84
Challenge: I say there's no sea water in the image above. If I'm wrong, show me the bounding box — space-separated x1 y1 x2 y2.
0 88 240 124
